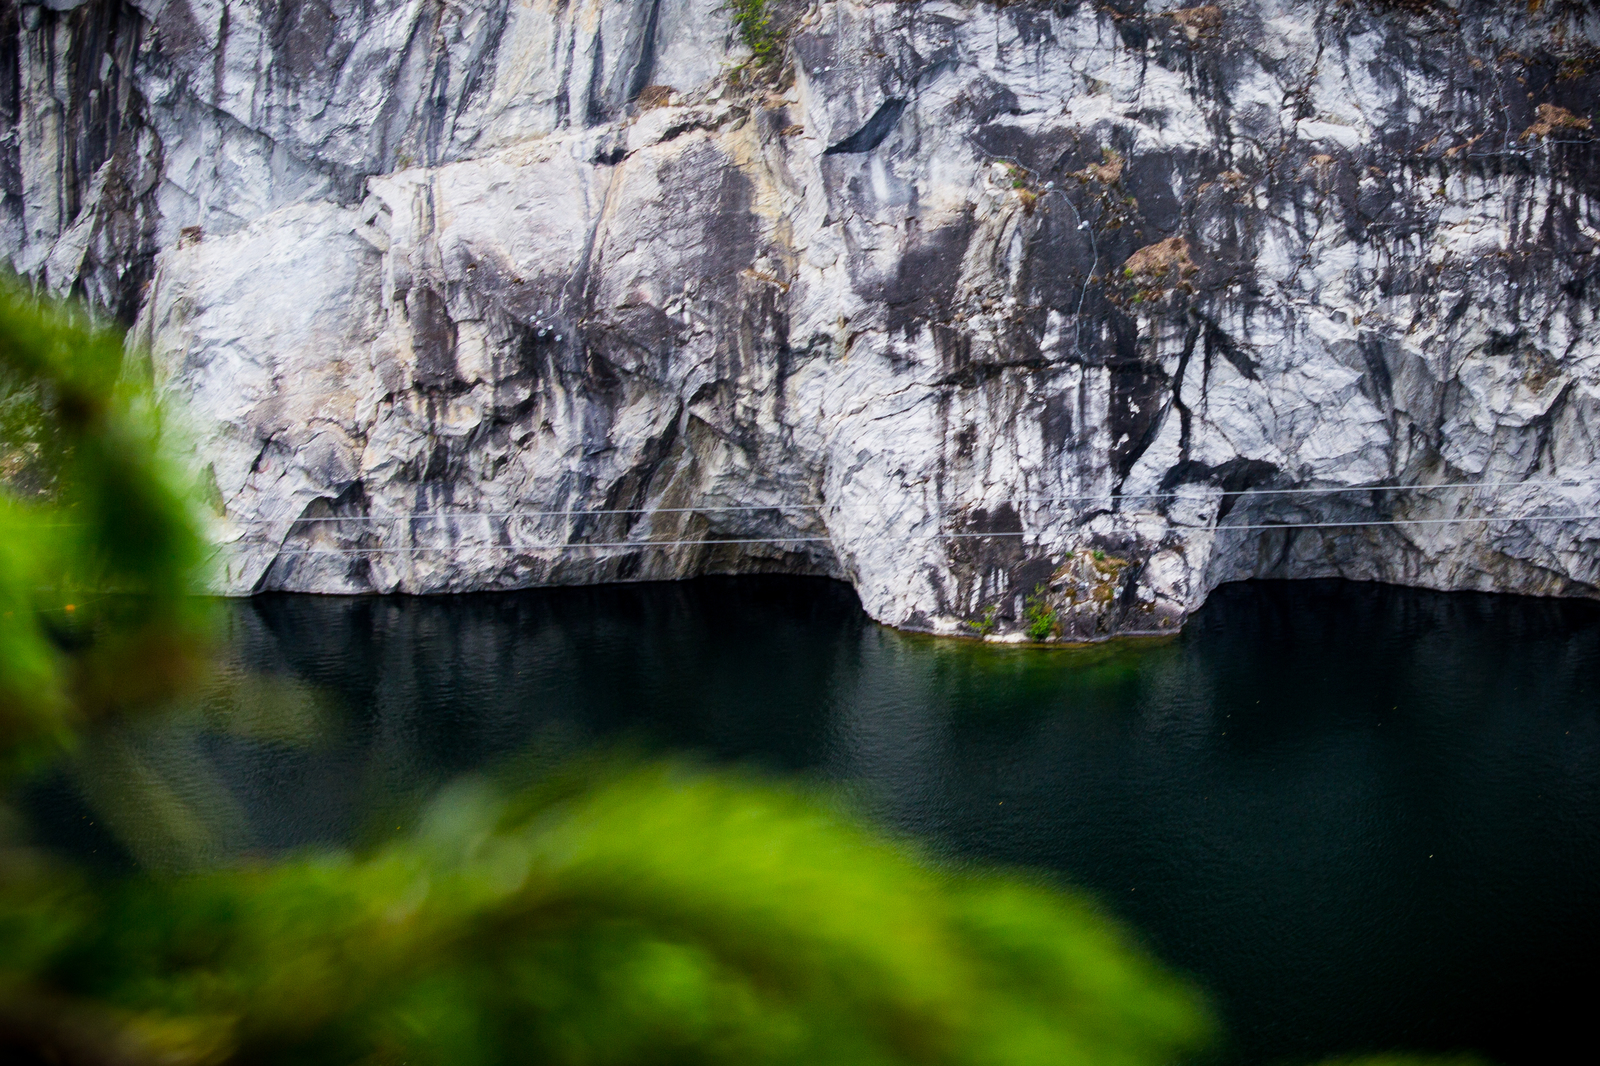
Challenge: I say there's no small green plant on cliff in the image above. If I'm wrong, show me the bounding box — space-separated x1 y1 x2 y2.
1024 584 1058 642
729 0 782 67
969 603 999 636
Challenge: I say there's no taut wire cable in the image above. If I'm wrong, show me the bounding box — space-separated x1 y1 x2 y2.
268 477 1600 524
250 511 1600 557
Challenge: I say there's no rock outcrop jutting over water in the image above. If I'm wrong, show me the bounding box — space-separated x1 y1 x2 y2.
6 0 1600 638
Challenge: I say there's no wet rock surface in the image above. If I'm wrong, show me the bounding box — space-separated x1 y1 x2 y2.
6 0 1600 639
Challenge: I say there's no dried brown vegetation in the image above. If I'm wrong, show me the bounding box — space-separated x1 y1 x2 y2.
1521 102 1593 140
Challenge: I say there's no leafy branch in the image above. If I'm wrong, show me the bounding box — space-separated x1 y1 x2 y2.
729 0 782 67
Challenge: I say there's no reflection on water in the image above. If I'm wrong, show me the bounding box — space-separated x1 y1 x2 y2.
24 577 1600 1065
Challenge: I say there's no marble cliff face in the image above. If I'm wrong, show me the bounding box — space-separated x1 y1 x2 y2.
5 0 1600 638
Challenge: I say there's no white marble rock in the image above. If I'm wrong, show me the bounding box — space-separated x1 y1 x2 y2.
7 0 1600 639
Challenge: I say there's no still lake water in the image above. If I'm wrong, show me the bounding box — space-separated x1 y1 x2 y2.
30 577 1600 1065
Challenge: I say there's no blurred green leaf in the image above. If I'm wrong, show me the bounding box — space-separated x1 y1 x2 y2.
0 282 211 769
39 761 1209 1066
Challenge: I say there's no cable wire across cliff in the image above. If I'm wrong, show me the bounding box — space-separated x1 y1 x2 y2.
231 478 1600 557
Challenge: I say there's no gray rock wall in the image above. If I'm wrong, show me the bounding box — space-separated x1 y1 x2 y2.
6 0 1600 639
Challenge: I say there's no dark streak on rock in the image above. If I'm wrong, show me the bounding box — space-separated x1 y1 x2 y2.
824 98 906 155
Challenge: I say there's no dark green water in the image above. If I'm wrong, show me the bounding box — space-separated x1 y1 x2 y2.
28 578 1600 1065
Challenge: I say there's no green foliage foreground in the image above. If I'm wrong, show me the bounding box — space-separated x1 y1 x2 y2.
0 284 1480 1065
0 285 207 767
0 282 1208 1065
6 764 1207 1065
